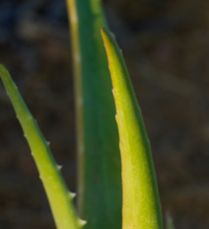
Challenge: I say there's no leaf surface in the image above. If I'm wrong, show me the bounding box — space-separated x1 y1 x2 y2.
0 65 81 229
67 1 122 228
101 29 163 229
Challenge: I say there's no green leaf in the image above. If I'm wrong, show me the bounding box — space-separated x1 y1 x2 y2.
0 65 81 229
66 1 122 228
101 29 163 229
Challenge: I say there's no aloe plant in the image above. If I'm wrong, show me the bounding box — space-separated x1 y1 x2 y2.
0 1 164 229
101 29 163 229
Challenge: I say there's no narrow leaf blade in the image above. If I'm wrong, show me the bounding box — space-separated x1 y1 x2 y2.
66 1 122 228
101 29 163 229
0 65 80 229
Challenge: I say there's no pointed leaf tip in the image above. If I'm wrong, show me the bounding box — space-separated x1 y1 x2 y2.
100 28 114 53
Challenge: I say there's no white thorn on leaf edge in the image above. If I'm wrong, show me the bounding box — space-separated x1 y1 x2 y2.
69 192 76 199
46 141 51 146
78 219 87 227
57 164 63 170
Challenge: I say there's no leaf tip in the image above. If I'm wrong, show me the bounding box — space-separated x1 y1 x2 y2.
100 27 113 50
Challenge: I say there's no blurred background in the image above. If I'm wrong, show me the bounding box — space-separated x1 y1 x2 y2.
0 0 209 228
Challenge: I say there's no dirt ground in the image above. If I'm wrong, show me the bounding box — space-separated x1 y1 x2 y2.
0 0 209 228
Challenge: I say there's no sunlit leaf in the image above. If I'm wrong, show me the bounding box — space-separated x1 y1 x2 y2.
0 65 81 229
101 29 163 229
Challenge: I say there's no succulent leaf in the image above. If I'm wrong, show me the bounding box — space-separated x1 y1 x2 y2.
101 29 163 229
66 1 122 228
0 65 81 229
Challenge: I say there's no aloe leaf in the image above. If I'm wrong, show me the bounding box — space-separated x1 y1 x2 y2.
0 65 82 229
101 29 163 229
66 1 121 228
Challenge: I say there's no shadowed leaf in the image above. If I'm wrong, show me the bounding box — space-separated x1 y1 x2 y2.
66 1 122 228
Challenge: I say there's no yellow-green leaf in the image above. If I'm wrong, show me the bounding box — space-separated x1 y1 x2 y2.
0 65 81 229
101 29 163 229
